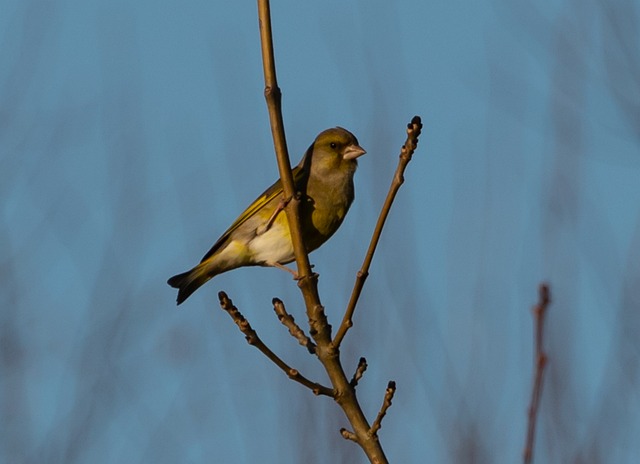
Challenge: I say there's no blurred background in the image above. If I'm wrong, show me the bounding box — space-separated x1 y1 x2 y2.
2 1 639 462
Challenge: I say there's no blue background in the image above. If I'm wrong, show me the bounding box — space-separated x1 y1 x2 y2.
2 1 639 462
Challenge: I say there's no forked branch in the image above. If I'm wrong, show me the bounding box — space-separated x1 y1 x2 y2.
252 2 419 463
218 291 333 397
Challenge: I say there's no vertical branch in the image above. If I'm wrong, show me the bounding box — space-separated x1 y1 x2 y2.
255 2 393 463
524 283 550 464
256 0 329 346
256 0 313 283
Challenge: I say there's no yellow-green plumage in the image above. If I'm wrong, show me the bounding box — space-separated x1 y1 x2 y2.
168 127 365 305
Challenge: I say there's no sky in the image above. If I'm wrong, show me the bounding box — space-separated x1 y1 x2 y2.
2 1 639 463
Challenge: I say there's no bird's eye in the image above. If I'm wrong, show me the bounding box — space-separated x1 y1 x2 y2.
330 142 337 149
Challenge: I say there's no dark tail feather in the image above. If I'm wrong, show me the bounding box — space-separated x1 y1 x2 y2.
167 264 212 305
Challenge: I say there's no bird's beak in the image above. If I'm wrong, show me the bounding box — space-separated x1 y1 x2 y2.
343 144 367 160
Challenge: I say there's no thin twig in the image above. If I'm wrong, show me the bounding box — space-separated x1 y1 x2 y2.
369 381 396 437
333 117 423 347
523 283 550 464
350 357 368 388
218 291 333 397
272 297 317 354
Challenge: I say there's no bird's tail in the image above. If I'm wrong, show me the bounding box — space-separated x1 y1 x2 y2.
167 262 214 305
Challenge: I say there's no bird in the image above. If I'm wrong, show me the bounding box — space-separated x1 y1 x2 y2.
168 127 366 305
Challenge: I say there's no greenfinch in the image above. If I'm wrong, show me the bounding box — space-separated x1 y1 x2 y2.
168 127 366 305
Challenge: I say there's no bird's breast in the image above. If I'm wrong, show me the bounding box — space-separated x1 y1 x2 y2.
248 218 295 265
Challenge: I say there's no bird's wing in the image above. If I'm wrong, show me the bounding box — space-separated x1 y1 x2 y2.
199 165 306 263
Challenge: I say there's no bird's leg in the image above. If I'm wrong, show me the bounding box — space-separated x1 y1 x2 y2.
256 195 291 236
267 262 315 280
267 262 299 279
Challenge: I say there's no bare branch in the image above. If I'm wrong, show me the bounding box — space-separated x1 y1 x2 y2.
257 0 329 357
350 357 368 389
257 0 313 284
523 283 551 464
369 381 396 438
256 3 411 462
272 297 317 354
333 116 423 347
218 291 333 397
